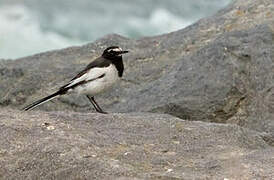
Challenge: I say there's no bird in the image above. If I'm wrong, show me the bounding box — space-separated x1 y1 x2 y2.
23 46 129 113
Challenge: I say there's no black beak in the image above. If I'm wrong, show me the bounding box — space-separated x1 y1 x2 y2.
120 50 129 54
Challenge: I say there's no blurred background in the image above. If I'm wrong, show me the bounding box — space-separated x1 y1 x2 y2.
0 0 231 59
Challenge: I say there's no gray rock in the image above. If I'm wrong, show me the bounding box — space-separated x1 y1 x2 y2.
0 108 273 179
121 25 274 134
0 0 273 142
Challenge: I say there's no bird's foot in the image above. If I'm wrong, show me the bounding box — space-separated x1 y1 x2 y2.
97 110 108 114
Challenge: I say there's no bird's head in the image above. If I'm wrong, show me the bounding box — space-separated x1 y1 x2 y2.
102 46 129 58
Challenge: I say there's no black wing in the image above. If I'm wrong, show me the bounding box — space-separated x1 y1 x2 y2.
71 56 111 81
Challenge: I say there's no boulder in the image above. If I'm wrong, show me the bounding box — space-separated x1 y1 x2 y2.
0 0 273 137
0 0 274 172
0 108 273 179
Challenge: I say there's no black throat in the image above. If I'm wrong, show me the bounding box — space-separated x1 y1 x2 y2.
103 55 124 77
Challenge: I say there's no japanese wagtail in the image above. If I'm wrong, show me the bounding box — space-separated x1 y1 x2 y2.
23 46 129 113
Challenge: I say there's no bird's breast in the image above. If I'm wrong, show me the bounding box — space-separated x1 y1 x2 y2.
104 64 120 83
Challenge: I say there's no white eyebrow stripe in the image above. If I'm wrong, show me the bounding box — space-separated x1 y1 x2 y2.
110 48 122 52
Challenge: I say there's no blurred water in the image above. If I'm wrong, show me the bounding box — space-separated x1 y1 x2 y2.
0 0 231 59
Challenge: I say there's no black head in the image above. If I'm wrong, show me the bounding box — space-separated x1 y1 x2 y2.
102 46 129 58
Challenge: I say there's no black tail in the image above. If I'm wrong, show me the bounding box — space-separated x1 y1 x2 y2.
23 91 61 111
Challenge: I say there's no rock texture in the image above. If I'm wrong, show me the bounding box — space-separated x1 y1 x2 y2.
0 0 274 179
0 0 273 136
0 108 273 179
0 0 273 133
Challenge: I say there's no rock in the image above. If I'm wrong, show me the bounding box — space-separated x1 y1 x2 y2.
0 108 273 179
0 0 273 141
1 0 274 178
122 25 274 133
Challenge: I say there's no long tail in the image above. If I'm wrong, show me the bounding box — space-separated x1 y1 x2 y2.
23 91 61 111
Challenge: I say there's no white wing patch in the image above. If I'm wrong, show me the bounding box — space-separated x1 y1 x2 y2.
65 67 109 89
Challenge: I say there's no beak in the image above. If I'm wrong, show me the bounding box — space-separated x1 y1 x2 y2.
120 50 129 54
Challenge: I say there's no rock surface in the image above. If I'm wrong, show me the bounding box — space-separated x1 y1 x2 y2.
0 0 273 134
0 0 274 178
0 0 273 136
0 108 273 179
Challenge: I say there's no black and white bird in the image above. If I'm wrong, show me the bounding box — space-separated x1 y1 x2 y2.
23 46 129 113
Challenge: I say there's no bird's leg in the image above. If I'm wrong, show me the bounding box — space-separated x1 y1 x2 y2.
87 95 106 113
86 95 107 114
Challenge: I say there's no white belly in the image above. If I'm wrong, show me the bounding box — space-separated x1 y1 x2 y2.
74 64 119 96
